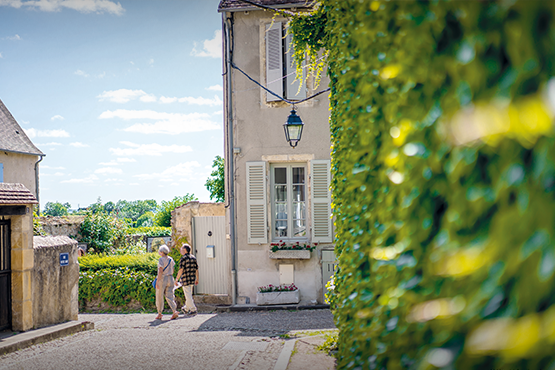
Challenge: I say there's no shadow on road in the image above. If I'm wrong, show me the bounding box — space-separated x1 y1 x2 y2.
195 309 335 336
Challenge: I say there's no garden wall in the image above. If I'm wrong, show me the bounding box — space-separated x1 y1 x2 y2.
38 216 84 240
33 236 79 328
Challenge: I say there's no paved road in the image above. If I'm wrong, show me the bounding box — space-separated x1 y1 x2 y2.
0 310 335 370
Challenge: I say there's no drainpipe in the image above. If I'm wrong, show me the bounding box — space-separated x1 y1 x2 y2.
34 155 45 213
224 11 237 306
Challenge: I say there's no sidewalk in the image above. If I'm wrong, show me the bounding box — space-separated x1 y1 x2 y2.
0 308 336 369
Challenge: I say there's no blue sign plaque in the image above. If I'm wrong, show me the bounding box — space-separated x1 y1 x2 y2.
60 253 69 266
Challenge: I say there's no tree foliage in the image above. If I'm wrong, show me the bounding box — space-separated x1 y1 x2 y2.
79 211 127 254
154 194 197 227
291 1 555 369
205 155 225 203
43 201 70 216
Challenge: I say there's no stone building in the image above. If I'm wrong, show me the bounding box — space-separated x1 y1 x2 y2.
218 0 336 305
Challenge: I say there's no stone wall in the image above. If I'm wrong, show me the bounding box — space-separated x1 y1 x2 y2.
171 201 225 248
33 236 79 328
39 216 85 240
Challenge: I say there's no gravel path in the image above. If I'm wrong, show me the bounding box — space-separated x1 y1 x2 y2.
0 310 335 370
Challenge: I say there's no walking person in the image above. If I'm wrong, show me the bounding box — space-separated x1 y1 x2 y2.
155 245 179 320
175 243 199 315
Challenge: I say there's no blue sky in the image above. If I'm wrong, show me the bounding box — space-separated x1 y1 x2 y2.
0 0 224 209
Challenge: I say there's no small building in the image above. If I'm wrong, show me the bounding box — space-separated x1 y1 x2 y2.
218 0 336 305
0 98 45 202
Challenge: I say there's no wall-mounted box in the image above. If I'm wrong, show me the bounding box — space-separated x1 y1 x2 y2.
207 245 215 259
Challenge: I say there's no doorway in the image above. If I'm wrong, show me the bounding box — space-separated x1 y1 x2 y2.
0 220 11 331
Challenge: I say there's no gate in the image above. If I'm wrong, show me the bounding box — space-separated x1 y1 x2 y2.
322 250 337 303
0 220 11 331
192 216 229 294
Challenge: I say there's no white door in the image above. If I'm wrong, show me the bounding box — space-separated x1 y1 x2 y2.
321 250 337 303
192 216 229 294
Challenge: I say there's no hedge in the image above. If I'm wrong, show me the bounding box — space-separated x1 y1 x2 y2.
79 253 185 311
291 1 555 369
125 226 171 236
79 253 159 274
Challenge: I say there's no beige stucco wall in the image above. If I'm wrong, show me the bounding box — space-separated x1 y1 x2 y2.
39 216 85 240
172 201 225 248
33 236 79 328
6 209 35 331
0 152 39 198
224 10 334 304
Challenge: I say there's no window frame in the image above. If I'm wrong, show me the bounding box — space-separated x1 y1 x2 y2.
270 162 308 242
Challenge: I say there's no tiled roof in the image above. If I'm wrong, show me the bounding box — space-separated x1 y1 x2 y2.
218 0 311 12
0 98 44 156
0 183 38 205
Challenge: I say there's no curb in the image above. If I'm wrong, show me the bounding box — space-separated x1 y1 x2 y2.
215 304 330 312
0 321 94 356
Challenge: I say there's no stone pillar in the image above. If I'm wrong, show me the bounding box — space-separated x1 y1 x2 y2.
10 212 34 331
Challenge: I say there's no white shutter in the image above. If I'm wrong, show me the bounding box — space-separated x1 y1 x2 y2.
285 32 306 100
266 22 283 102
311 160 332 243
247 161 268 244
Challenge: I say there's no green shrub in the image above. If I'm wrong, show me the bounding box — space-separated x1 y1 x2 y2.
125 226 171 237
79 211 127 254
79 253 159 274
112 240 147 256
79 267 156 308
291 1 555 369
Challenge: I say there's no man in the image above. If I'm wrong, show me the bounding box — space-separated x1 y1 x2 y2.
175 243 199 315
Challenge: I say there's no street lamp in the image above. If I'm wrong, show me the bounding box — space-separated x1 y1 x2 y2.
283 108 304 148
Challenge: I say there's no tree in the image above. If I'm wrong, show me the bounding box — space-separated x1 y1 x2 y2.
154 194 197 227
79 210 127 254
205 155 225 202
43 201 70 216
115 200 158 225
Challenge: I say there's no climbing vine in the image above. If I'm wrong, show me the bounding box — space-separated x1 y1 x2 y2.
291 1 555 369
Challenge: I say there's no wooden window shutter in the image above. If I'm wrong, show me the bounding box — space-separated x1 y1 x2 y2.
265 22 283 102
247 161 268 244
285 32 306 100
311 160 332 243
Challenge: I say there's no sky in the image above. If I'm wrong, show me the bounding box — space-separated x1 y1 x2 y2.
0 0 224 209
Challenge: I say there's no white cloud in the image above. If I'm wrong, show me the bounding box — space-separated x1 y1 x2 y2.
0 53 3 59
97 89 156 104
99 161 118 166
53 172 64 176
2 34 21 41
213 110 223 115
94 167 122 174
109 141 192 156
134 161 201 181
50 115 64 121
104 178 123 183
206 84 223 91
74 69 89 77
99 109 220 135
191 30 222 58
148 58 154 66
24 128 70 138
61 174 98 184
36 142 62 146
117 157 136 163
42 165 65 170
159 95 222 106
70 142 89 147
0 0 125 15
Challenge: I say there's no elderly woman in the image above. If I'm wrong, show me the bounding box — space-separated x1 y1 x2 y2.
155 245 179 320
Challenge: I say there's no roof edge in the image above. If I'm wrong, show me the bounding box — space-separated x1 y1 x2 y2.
218 2 311 13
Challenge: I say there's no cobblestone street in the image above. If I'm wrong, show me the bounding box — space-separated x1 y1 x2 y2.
0 310 336 370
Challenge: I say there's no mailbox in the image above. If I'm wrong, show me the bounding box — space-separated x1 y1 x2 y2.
206 245 215 259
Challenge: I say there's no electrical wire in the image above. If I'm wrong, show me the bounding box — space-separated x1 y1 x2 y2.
230 61 330 106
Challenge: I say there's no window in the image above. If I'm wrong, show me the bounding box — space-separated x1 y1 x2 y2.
265 21 307 102
0 163 3 182
272 164 307 240
246 160 332 244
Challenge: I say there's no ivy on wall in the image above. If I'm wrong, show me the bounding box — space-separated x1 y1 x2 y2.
290 1 555 369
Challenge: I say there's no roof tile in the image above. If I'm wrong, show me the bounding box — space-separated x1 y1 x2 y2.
0 98 44 156
218 0 310 12
0 183 38 205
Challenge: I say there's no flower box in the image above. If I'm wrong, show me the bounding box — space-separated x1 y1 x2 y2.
269 250 311 259
256 289 300 305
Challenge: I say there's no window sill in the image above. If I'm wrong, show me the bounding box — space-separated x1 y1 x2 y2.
269 250 311 259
